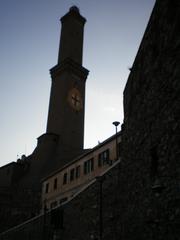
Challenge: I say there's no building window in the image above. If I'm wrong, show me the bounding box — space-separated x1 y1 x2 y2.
63 173 67 185
84 161 88 174
84 158 94 175
54 178 58 190
76 165 81 178
70 168 75 181
45 183 49 193
98 149 109 167
90 158 94 171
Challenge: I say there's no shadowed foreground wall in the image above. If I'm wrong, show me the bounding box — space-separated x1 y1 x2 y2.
122 0 180 239
1 159 179 240
0 164 120 240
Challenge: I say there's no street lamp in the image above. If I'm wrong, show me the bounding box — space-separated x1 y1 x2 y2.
112 121 120 161
112 121 120 239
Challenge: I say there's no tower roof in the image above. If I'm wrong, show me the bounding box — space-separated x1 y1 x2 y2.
69 5 80 13
60 6 86 25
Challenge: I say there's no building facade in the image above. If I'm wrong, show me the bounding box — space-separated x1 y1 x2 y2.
42 132 121 210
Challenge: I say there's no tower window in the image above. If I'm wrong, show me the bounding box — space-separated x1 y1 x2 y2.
98 149 109 167
45 183 49 194
54 178 58 190
63 173 67 185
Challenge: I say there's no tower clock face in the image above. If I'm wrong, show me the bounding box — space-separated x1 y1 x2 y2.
68 88 83 111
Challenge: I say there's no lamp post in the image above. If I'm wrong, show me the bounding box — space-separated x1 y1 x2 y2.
112 121 120 161
112 121 120 239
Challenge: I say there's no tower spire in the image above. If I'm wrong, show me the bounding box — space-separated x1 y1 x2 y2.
58 6 86 65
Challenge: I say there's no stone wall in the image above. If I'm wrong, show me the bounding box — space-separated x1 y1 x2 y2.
0 187 40 234
0 163 120 240
122 0 180 238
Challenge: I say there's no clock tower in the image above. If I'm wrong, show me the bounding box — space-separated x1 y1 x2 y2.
46 6 89 163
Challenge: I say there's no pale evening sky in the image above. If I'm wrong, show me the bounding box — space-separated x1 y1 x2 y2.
0 0 155 166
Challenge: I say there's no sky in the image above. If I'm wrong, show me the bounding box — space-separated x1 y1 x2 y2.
0 0 155 166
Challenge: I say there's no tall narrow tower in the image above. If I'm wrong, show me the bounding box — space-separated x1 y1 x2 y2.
9 7 88 190
46 6 89 162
